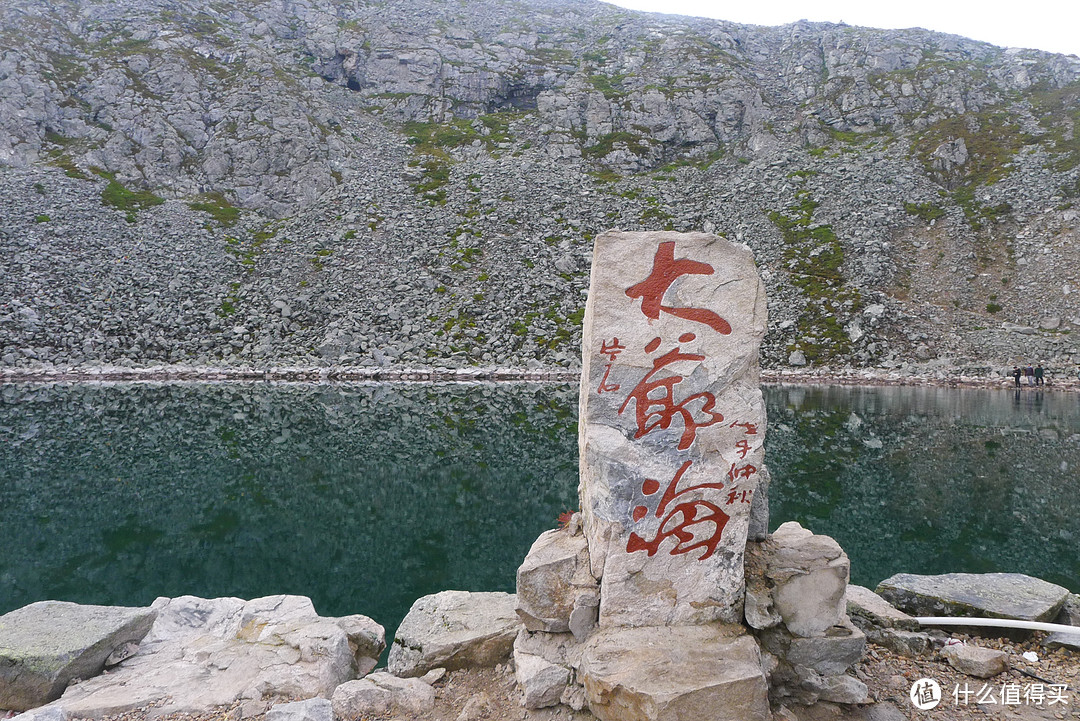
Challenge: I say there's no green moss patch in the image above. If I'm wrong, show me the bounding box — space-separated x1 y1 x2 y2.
769 195 862 364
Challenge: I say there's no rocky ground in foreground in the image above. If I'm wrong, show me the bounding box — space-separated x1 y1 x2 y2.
39 633 1078 721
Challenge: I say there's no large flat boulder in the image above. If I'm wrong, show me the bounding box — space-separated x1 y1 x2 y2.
876 573 1070 623
27 595 383 719
0 601 157 711
387 591 518 678
579 624 771 721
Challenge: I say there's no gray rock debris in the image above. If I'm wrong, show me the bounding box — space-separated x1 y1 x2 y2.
2 0 1079 375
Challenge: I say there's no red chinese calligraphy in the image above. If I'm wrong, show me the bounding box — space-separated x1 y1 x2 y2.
600 338 626 361
625 241 732 335
726 488 753 505
596 338 625 394
618 335 724 450
734 439 751 459
729 421 758 435
728 463 758 481
627 460 730 561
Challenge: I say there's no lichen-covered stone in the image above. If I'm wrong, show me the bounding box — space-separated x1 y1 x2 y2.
0 601 157 711
876 573 1070 623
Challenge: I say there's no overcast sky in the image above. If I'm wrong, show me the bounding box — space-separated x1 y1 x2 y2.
602 0 1080 57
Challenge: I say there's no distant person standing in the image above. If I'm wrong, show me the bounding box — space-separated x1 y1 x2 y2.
1034 364 1045 386
1013 366 1022 387
1025 364 1035 386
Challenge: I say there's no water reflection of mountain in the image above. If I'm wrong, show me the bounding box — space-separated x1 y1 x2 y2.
0 382 579 631
2 382 1076 635
765 385 1080 593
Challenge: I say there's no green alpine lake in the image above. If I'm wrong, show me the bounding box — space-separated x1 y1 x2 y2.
2 381 1078 638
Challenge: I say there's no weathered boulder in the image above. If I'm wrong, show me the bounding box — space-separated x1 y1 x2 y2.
512 617 587 710
745 522 850 637
332 614 386 678
515 527 599 636
798 670 868 705
0 601 157 712
9 705 69 721
387 591 518 678
579 624 771 721
515 651 572 709
27 595 382 718
265 698 333 721
876 573 1070 622
845 585 920 632
1045 594 1080 651
331 678 391 719
760 619 866 676
845 584 933 657
579 231 768 628
330 672 435 719
940 644 1009 678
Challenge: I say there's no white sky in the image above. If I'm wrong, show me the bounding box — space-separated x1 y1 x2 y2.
602 0 1080 58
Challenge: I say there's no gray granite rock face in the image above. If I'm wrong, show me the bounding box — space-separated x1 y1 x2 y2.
265 698 333 721
845 585 932 658
876 572 1071 623
387 590 519 678
745 522 850 637
1045 594 1080 651
0 601 157 711
579 230 768 628
845 585 919 631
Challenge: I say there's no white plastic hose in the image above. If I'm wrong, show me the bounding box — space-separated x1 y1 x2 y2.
915 616 1080 634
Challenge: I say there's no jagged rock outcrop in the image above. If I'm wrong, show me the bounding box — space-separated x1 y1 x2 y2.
1 0 1079 373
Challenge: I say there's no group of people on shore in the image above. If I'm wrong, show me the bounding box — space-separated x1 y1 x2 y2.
1011 363 1046 387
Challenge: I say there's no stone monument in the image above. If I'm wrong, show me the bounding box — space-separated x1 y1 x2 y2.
578 230 768 627
514 231 775 721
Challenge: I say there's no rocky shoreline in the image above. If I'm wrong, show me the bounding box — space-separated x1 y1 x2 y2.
2 563 1077 721
2 363 1079 392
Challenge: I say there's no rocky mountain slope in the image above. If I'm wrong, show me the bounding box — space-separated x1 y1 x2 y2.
2 0 1079 373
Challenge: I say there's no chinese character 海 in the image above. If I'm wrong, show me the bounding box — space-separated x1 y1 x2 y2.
626 460 729 560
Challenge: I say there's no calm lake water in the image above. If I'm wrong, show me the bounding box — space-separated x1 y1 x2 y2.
2 382 1078 639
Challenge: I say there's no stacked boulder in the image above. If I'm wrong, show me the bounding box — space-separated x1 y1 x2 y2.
744 522 867 706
